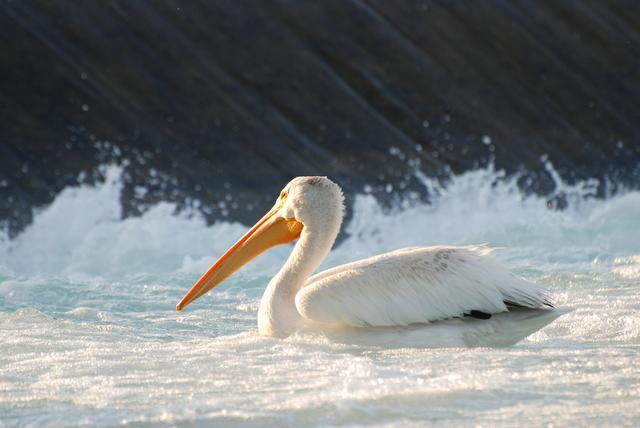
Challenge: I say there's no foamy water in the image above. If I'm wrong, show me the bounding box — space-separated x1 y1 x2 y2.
1 165 639 426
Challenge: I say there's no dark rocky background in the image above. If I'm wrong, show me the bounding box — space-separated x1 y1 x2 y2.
1 0 639 237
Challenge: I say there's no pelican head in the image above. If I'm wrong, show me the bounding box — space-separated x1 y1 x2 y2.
279 176 344 232
176 176 344 311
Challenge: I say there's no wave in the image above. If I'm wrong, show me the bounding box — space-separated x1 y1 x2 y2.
1 164 639 279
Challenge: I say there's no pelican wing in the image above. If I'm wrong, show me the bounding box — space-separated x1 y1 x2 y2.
295 246 551 328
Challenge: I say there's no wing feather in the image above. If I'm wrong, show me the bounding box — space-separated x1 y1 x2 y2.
295 246 551 328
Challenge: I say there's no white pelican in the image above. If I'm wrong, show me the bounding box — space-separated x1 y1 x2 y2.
177 176 561 346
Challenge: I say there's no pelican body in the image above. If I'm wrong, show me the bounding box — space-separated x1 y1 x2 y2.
177 177 555 342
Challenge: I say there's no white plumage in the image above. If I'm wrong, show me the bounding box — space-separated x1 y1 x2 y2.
177 176 560 346
296 245 550 328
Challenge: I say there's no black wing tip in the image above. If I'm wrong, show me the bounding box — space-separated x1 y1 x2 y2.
464 310 493 320
504 299 555 309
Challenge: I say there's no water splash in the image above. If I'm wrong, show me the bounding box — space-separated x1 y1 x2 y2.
1 164 640 427
1 163 639 278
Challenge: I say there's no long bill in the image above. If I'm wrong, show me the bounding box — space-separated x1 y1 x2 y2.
176 206 303 311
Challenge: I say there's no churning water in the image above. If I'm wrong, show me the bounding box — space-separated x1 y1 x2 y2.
1 165 639 426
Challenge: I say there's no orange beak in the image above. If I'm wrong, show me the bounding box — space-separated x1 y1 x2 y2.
176 205 303 311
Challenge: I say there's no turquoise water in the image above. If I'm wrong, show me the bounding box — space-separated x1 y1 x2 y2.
1 165 639 426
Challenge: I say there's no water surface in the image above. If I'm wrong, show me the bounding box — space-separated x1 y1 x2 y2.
1 166 639 426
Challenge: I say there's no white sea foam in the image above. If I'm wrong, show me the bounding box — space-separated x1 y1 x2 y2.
1 164 639 427
1 163 638 277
